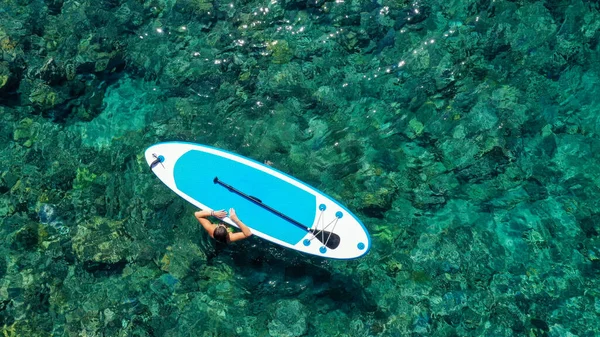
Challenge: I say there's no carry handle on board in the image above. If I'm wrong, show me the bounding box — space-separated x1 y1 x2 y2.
213 177 340 250
248 195 262 203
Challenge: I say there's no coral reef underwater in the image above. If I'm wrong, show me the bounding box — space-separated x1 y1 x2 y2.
1 0 600 335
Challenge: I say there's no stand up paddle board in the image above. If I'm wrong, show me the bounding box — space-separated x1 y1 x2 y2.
145 142 370 259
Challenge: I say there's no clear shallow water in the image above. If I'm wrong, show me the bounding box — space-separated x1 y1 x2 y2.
1 0 600 335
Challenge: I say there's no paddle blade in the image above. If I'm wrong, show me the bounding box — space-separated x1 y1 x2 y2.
309 229 341 250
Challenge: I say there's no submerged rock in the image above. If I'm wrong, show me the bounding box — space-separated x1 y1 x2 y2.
268 300 308 337
38 203 69 235
72 216 131 272
38 203 58 224
12 223 39 250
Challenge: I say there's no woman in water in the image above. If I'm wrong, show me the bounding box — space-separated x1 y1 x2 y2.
195 208 252 244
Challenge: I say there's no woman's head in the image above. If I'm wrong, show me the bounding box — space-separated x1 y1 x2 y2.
213 225 229 244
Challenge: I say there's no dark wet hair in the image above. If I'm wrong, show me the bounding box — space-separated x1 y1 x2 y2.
213 226 228 244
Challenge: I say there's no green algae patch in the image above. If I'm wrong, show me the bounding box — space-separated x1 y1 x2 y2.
411 270 431 284
187 0 214 12
29 81 59 109
408 118 425 138
0 61 10 89
13 117 38 147
72 217 131 266
267 40 293 64
73 167 97 189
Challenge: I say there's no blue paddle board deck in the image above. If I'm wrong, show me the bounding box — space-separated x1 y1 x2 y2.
145 142 370 259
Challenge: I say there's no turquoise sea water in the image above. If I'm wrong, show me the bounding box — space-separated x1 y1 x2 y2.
1 0 600 335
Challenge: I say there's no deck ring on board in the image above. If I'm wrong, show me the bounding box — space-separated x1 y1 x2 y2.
319 204 326 211
150 154 166 170
319 246 327 254
303 239 311 246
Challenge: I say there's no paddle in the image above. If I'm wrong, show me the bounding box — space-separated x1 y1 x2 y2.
213 177 341 250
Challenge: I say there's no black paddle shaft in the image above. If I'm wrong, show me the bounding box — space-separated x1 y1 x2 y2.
213 177 341 250
213 177 310 232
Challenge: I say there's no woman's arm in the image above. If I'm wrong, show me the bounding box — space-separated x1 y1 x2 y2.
228 208 252 242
